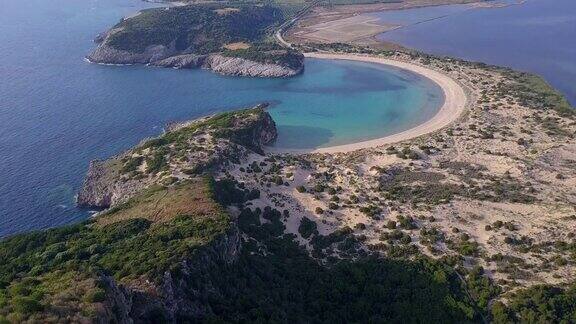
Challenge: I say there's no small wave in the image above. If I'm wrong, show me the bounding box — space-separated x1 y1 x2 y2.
84 57 136 67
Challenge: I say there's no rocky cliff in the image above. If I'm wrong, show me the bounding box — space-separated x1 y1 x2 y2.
101 225 241 323
87 29 179 65
150 53 304 77
88 42 304 77
77 106 277 208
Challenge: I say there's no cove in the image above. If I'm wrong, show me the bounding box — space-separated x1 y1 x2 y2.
0 0 443 237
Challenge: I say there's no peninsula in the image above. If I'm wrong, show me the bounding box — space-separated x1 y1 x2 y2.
88 4 305 77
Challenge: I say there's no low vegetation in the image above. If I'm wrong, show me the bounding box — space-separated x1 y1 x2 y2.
491 284 576 323
107 4 285 55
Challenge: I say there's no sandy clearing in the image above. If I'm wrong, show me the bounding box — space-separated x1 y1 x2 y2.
301 15 399 43
267 52 468 154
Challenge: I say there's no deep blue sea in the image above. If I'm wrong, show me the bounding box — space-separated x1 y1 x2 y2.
373 0 576 105
0 0 442 237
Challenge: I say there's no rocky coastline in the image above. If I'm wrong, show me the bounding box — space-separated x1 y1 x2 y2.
77 106 277 209
87 37 304 78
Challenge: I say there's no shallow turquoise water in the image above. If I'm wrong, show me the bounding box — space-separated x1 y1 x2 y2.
270 60 443 149
0 0 442 237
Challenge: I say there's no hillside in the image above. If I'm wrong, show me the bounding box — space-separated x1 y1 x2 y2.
1 87 575 321
0 108 481 323
88 4 304 77
0 178 235 322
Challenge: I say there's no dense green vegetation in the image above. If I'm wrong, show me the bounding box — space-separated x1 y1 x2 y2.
0 179 229 322
107 4 285 54
1 171 575 322
298 216 318 238
214 205 482 323
491 284 576 323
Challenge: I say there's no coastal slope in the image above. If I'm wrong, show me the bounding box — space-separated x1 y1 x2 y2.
2 51 575 322
0 108 269 323
77 105 277 208
0 107 482 323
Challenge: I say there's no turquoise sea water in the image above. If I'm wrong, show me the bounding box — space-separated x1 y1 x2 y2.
373 0 576 105
0 0 442 237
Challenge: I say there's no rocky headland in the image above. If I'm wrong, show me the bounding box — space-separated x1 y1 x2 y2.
77 105 277 209
88 40 304 77
86 4 305 77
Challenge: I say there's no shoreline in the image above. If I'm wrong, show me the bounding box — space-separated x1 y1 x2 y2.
268 52 468 154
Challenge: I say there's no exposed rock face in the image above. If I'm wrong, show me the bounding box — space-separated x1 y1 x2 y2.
151 54 207 69
77 159 150 208
151 54 303 77
87 28 178 65
77 107 277 209
77 160 114 208
87 42 178 65
87 32 303 77
203 54 303 77
229 105 278 154
101 225 241 323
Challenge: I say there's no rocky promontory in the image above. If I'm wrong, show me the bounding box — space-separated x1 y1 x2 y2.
86 4 304 77
77 106 277 208
88 39 304 78
150 53 304 77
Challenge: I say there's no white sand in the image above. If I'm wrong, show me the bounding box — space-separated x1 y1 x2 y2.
269 52 468 154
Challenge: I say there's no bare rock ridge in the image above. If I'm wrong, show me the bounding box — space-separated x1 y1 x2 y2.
77 106 277 208
153 53 304 78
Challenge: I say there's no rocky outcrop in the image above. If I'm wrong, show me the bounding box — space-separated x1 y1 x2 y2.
87 42 178 65
76 160 115 208
87 31 303 77
203 54 303 77
226 104 278 154
77 107 277 209
151 54 207 69
150 53 303 77
76 159 150 208
101 225 241 323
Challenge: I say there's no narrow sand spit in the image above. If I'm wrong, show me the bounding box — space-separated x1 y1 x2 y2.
268 52 468 154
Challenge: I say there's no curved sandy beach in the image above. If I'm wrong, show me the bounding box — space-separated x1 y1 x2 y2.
269 52 468 154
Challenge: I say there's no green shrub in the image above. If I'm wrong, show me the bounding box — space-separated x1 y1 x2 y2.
11 297 42 314
298 217 318 239
85 289 106 303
